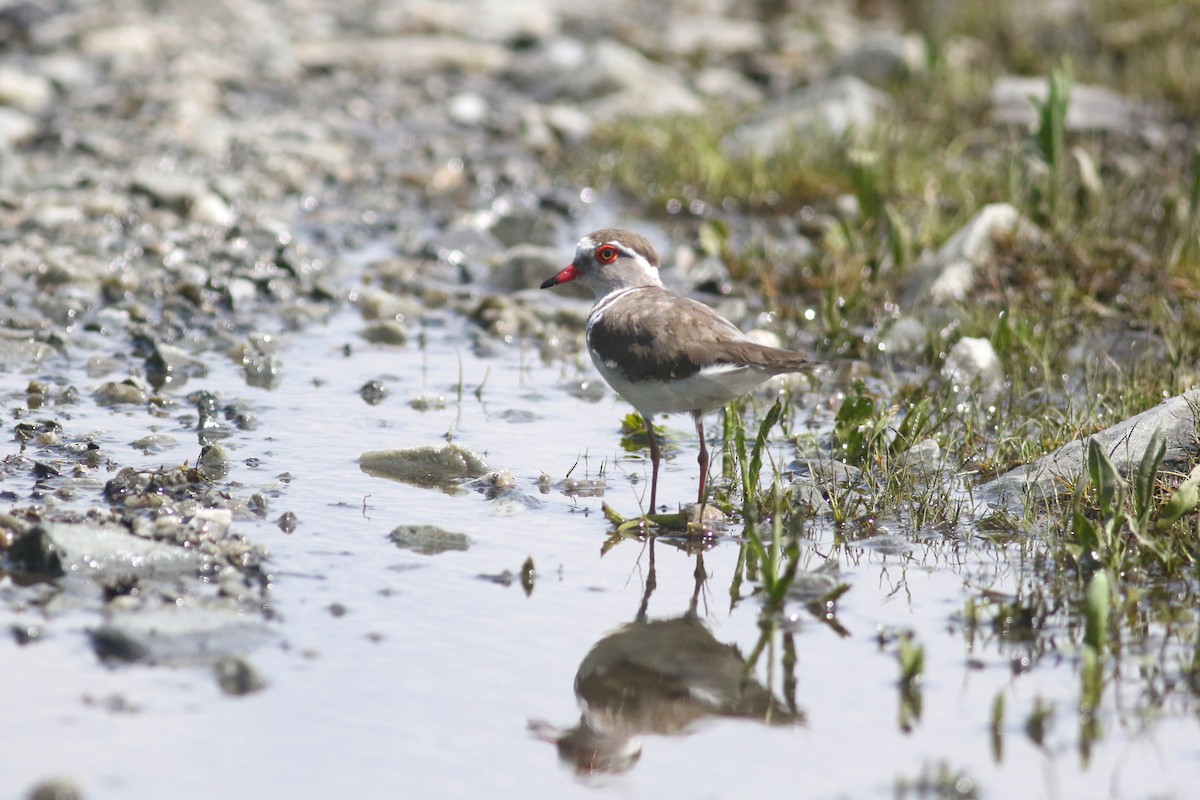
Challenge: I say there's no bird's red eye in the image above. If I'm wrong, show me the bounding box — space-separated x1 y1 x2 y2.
596 245 618 264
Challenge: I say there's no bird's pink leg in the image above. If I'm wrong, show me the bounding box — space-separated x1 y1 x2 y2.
644 413 661 513
693 411 708 506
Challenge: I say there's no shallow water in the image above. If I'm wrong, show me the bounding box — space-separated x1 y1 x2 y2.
2 278 1196 799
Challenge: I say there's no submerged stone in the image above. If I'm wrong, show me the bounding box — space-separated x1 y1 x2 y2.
92 603 273 666
94 379 148 406
360 379 388 405
389 524 471 555
131 433 179 455
360 443 489 492
787 561 844 601
214 654 268 696
145 341 208 390
361 321 408 345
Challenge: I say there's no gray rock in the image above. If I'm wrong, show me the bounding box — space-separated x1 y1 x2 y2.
389 524 472 555
360 443 490 492
510 38 702 119
992 76 1166 146
454 0 562 44
486 244 567 293
489 209 559 248
94 379 149 406
832 32 926 85
897 438 942 476
197 444 231 481
470 293 549 339
425 222 505 283
131 171 209 215
131 433 179 455
409 394 448 412
7 521 207 581
979 388 1200 510
145 341 208 390
92 603 273 665
293 36 510 76
694 67 765 105
29 779 83 800
542 103 595 142
355 288 424 323
0 333 53 368
1067 328 1170 377
788 479 831 513
786 561 844 601
214 655 268 696
662 16 765 58
360 321 409 345
790 457 862 485
243 352 282 389
360 379 388 405
725 76 889 158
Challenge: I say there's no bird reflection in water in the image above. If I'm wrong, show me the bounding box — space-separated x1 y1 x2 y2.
530 541 805 774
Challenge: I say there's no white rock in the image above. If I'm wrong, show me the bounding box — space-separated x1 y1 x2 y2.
879 315 927 355
189 192 236 227
746 329 782 349
942 336 1002 390
81 24 160 60
0 68 53 112
0 107 36 146
447 92 488 126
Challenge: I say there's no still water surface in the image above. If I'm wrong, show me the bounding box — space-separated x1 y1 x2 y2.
1 287 1193 799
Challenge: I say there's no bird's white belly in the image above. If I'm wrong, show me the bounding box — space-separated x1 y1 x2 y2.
592 356 770 417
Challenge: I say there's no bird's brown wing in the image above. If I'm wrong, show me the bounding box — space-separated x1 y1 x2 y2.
588 288 811 382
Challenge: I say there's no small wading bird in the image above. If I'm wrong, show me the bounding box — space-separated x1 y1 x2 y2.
541 228 815 512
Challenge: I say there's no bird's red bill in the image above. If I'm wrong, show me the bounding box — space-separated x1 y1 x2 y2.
540 264 579 289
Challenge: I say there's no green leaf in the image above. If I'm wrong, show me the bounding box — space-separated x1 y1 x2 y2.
748 401 783 491
1072 509 1099 556
1156 462 1200 531
1086 439 1122 515
1133 428 1166 524
889 397 933 456
1083 570 1110 654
